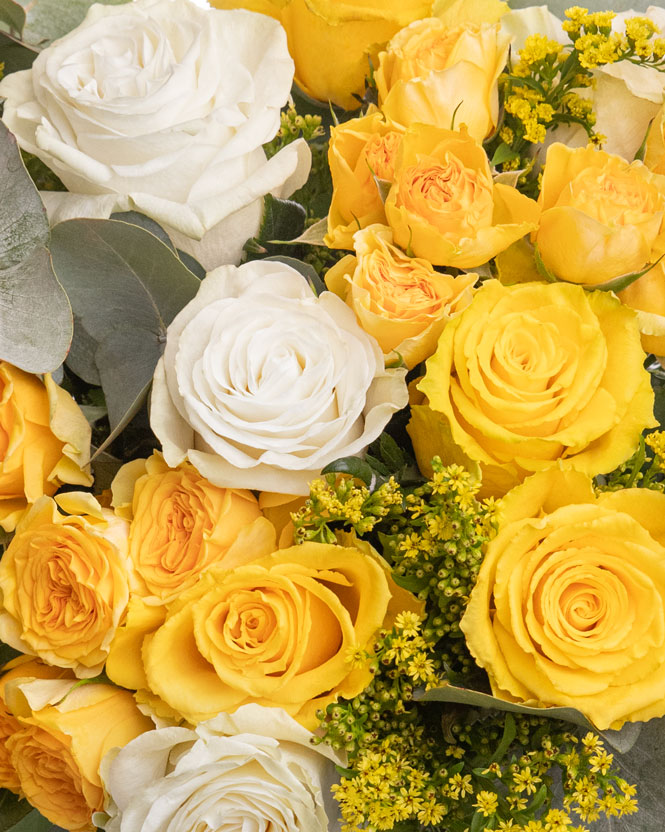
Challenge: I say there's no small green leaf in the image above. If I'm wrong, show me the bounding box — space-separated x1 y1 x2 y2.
321 456 380 488
490 142 520 168
379 432 405 472
0 641 21 669
490 712 517 764
469 810 485 832
276 216 328 247
533 244 559 283
259 194 306 244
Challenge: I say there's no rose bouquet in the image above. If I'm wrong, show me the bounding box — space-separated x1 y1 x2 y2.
0 0 664 831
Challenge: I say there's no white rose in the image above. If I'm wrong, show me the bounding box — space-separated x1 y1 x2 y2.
501 5 665 162
97 705 343 832
150 260 408 494
0 0 310 269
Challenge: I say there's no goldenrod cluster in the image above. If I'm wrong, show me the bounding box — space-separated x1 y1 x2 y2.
382 458 499 675
264 103 324 158
490 7 665 191
292 473 403 543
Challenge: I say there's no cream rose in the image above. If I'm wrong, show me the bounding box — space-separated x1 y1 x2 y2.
98 705 342 832
150 260 408 494
0 0 310 269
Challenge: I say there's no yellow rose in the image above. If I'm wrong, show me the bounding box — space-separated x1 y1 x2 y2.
325 224 476 367
535 143 665 285
644 103 665 176
384 124 539 267
3 675 151 831
0 494 130 676
111 451 266 603
209 0 432 110
0 657 68 793
0 364 91 531
325 111 404 250
409 280 656 494
141 541 418 728
375 20 509 140
461 468 665 729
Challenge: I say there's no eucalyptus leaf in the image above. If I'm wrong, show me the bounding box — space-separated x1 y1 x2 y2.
13 0 131 49
110 211 176 253
0 123 72 372
508 0 651 10
0 0 24 36
1 806 52 832
50 218 200 445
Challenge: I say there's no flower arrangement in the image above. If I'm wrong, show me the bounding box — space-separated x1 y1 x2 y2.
0 1 664 831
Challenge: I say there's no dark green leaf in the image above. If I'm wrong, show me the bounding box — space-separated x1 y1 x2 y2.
263 255 325 295
0 792 32 832
0 641 21 669
0 0 25 35
527 784 548 812
50 218 200 445
379 432 404 472
321 456 379 488
0 31 37 72
260 194 306 244
490 712 517 764
363 454 391 477
176 249 205 280
110 212 176 253
90 448 123 492
469 811 485 832
2 806 52 832
654 384 665 431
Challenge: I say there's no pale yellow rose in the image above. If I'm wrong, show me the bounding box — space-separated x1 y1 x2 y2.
535 143 665 285
618 258 665 356
0 494 130 676
325 111 404 250
111 451 266 603
140 541 419 729
461 468 665 729
375 19 509 140
0 364 91 531
384 124 539 267
3 675 151 831
325 224 476 367
409 281 656 495
0 657 69 793
209 0 433 109
645 104 665 176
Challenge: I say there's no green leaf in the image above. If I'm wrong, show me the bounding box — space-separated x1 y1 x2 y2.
0 123 72 372
13 0 131 49
50 218 200 442
259 194 306 244
0 792 32 832
0 641 21 669
262 255 325 296
489 712 517 764
1 805 51 832
379 432 404 473
110 211 176 253
0 0 25 35
276 216 328 247
490 142 520 168
321 456 381 488
0 31 37 73
469 811 485 832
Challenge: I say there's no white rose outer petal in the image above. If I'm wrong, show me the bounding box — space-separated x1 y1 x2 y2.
0 0 311 268
151 262 409 495
98 706 342 832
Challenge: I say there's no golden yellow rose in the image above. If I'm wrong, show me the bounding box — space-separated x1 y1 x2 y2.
0 364 91 531
0 494 130 676
645 103 665 176
325 224 476 367
375 20 509 140
535 143 665 285
461 468 665 729
618 259 665 356
140 541 417 728
209 0 432 110
409 281 656 495
0 657 68 793
111 451 266 603
325 111 404 250
384 124 539 267
3 675 151 831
